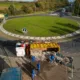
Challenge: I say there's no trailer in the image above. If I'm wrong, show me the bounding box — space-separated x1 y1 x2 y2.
30 42 60 61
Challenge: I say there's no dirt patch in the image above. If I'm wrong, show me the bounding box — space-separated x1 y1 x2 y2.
0 7 7 10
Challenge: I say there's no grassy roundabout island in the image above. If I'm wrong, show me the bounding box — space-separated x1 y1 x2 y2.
4 16 79 37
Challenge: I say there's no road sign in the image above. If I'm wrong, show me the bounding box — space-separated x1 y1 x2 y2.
22 28 27 34
62 8 66 13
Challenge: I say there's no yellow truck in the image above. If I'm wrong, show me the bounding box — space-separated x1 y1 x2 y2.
29 42 60 59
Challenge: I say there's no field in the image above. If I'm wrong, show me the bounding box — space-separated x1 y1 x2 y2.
3 16 79 37
0 2 28 10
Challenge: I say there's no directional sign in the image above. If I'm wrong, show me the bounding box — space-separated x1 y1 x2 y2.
60 12 64 17
22 28 27 34
62 8 66 13
60 8 66 17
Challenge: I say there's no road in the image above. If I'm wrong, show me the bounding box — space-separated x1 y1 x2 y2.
0 37 80 80
59 37 80 80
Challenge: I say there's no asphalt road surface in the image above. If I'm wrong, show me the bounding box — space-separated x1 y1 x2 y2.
59 37 80 80
0 37 80 80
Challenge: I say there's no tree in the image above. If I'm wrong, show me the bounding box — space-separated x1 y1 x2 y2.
31 4 36 12
35 2 45 11
44 2 50 10
21 5 28 13
73 0 80 16
27 7 33 13
21 5 33 13
38 0 69 10
6 0 69 15
8 5 16 15
4 8 10 15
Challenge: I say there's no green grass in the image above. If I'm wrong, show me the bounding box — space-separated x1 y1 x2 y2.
3 16 79 37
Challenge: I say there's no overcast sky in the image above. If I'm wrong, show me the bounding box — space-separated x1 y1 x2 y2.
9 0 35 2
20 0 74 2
9 0 75 2
68 0 75 2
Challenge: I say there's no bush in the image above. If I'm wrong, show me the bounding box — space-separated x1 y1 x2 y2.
4 8 11 15
35 2 45 11
21 5 33 13
21 5 28 13
31 5 36 12
0 10 5 13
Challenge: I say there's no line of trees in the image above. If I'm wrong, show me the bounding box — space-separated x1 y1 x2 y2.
1 0 69 15
73 0 80 16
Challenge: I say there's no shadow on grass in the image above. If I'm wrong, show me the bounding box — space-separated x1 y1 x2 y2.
57 23 78 30
15 29 23 34
49 23 79 35
49 28 64 35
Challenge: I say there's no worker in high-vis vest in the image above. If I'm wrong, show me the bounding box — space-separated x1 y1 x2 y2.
49 55 52 63
37 62 40 72
32 69 36 80
31 56 36 62
51 55 55 61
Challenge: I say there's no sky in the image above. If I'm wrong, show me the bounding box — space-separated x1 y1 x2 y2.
68 0 75 2
20 0 34 1
9 0 75 2
9 0 35 2
20 0 75 2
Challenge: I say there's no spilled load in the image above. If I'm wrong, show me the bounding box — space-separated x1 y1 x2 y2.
30 42 60 61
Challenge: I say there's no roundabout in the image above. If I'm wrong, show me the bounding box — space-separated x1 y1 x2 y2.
3 16 79 37
0 15 80 40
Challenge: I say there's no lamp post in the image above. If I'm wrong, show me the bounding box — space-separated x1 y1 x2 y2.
71 57 73 79
71 61 73 78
